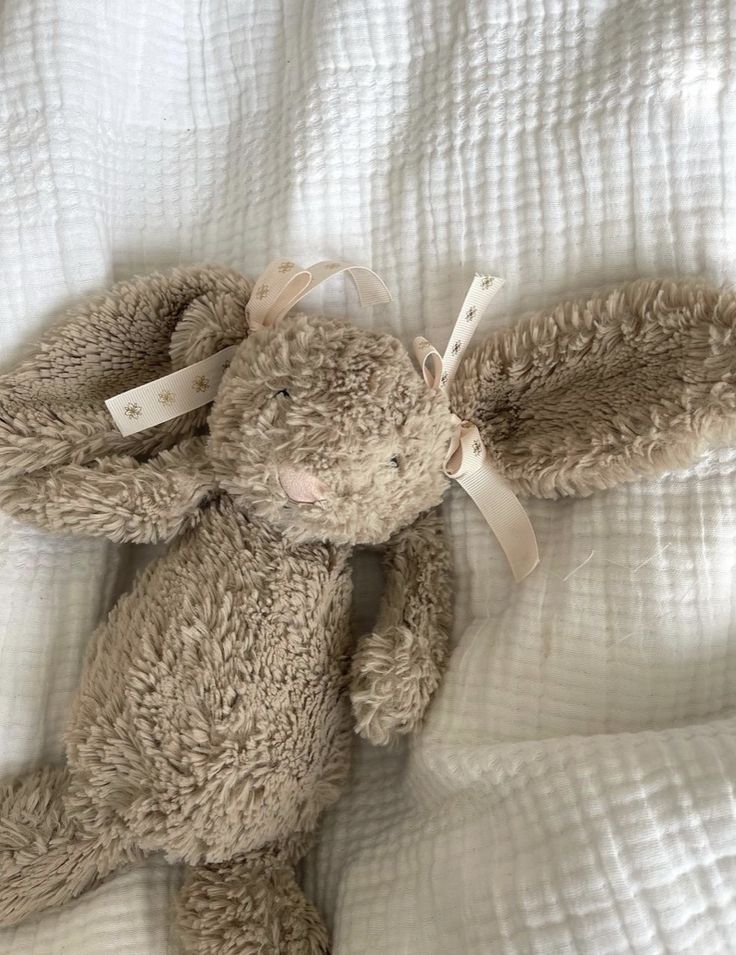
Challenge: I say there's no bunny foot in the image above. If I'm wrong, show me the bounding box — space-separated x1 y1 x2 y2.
350 625 444 746
177 848 328 955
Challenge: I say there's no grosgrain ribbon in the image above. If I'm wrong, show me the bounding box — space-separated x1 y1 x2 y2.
105 346 238 438
414 275 504 391
415 275 539 582
105 258 392 436
246 259 392 329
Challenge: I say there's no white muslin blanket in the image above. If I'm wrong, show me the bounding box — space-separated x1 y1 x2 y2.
2 1 736 953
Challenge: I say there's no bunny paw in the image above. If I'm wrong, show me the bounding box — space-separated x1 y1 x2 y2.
350 625 444 746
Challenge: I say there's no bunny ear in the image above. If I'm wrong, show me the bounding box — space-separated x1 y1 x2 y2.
451 279 736 498
0 265 252 480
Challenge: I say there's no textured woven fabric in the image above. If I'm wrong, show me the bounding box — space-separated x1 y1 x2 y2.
2 0 736 952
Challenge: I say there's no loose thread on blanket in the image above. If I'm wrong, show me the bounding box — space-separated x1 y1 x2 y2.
611 631 639 647
560 549 596 582
545 544 677 656
630 543 672 573
551 544 673 582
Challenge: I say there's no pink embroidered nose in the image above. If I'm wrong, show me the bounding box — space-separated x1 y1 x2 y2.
278 467 329 504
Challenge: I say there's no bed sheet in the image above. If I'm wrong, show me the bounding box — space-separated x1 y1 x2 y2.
2 0 736 952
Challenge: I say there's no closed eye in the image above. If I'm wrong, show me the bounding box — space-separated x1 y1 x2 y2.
274 388 291 398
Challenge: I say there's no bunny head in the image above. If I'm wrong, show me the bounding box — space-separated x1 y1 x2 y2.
208 313 455 545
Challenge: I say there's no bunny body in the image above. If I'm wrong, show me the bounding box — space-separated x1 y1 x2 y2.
65 498 354 864
0 266 734 954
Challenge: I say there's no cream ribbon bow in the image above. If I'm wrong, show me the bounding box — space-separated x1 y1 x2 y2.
414 276 539 582
105 259 391 436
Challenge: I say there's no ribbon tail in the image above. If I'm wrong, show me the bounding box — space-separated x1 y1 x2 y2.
105 345 238 436
454 466 539 582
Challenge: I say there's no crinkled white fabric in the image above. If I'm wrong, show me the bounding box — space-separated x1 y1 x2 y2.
2 1 736 953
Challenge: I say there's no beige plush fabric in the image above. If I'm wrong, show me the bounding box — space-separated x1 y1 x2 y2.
0 268 734 953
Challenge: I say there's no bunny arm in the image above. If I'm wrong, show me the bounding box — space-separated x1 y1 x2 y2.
350 506 453 746
0 436 215 544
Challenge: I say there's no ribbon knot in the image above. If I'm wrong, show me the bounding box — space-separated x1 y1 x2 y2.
415 275 539 582
444 417 484 480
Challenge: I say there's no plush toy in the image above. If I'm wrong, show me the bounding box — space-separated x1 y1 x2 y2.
0 262 733 954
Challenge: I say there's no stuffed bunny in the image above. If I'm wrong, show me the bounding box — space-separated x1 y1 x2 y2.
0 266 733 954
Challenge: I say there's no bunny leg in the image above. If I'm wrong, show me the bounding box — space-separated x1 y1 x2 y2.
177 841 328 955
0 765 142 926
